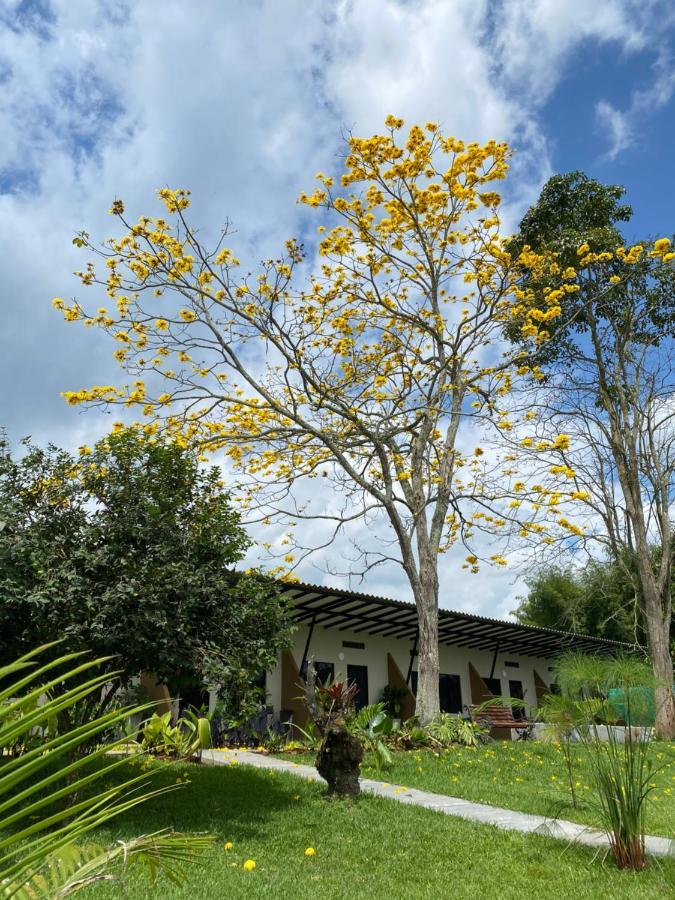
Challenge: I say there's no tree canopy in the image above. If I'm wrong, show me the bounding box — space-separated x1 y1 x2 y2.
0 428 291 715
53 122 675 725
506 170 675 738
54 118 591 721
513 559 675 646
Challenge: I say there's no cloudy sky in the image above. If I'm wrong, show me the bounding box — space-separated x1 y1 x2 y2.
2 0 675 617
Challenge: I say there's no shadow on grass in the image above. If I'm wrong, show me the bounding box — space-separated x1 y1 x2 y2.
93 759 303 843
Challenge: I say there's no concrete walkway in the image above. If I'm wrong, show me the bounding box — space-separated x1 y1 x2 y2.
202 748 674 858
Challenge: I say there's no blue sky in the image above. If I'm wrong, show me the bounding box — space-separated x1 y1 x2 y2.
1 0 674 615
539 32 675 238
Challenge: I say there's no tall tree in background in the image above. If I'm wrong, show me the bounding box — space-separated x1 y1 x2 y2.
513 559 675 646
508 172 675 739
56 119 573 721
0 428 290 716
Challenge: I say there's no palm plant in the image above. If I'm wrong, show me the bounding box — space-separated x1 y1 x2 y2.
0 644 213 897
537 693 597 808
552 652 665 870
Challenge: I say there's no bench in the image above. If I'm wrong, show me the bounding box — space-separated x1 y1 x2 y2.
469 704 534 740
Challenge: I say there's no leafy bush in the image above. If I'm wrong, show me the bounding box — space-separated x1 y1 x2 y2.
349 703 394 772
379 684 408 718
426 713 486 748
140 710 212 760
390 714 485 750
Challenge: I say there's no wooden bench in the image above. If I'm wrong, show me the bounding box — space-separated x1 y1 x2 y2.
469 704 534 740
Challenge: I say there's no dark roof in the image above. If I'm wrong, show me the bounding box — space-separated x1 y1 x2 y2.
278 582 640 659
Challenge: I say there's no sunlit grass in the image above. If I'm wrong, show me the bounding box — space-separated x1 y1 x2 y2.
280 740 675 836
80 758 675 899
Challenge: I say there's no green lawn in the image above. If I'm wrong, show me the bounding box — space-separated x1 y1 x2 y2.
80 758 675 899
276 740 675 837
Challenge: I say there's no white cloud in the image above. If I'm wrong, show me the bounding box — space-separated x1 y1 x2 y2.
596 100 633 158
0 0 672 616
595 42 675 159
490 0 647 104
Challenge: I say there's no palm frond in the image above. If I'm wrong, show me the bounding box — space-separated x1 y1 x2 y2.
11 831 214 898
0 644 214 897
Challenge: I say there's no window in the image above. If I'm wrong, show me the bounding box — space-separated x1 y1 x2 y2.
482 677 502 697
300 660 334 685
342 640 365 650
410 672 462 713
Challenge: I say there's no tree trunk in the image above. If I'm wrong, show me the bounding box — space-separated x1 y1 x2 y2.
316 728 363 798
414 557 440 724
642 583 675 741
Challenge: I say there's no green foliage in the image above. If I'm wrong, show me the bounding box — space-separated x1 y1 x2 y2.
350 703 394 771
505 171 674 362
140 711 212 760
510 170 632 270
551 653 665 870
513 560 674 645
286 720 321 751
379 684 408 717
0 644 213 897
425 712 486 748
0 429 292 715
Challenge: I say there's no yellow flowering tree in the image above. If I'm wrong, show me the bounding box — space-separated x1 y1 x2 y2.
506 171 675 740
57 118 576 721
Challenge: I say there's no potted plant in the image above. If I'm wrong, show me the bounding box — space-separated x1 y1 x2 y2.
380 684 408 725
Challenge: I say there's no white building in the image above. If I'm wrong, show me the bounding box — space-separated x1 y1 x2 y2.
263 582 632 738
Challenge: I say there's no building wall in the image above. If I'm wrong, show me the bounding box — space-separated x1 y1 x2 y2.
266 620 555 723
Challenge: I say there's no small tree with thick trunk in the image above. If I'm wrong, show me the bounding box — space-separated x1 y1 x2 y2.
56 118 567 722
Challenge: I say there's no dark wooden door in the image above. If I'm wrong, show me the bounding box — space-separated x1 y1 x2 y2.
439 673 463 713
509 679 525 719
347 664 369 711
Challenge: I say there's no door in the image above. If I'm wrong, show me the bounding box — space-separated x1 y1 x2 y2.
347 664 369 712
509 680 525 720
439 673 463 713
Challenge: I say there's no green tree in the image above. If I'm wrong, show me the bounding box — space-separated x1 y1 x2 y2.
508 171 675 739
513 559 675 645
0 428 291 715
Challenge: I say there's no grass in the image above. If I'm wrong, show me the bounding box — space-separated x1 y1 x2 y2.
277 740 675 837
79 757 675 899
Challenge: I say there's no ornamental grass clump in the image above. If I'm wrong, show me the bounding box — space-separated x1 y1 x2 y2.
553 653 666 870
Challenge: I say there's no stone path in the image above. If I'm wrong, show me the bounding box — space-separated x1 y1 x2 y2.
202 748 673 858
